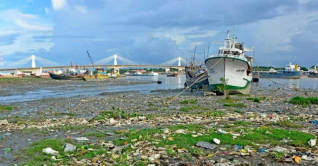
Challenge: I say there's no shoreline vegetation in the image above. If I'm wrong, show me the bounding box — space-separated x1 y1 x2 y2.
1 78 318 165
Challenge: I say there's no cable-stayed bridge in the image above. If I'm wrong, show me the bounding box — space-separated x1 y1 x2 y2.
0 54 187 73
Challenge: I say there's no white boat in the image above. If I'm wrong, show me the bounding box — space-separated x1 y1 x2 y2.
148 71 159 76
205 30 253 95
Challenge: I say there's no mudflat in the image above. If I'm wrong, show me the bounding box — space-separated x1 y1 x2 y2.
1 77 318 165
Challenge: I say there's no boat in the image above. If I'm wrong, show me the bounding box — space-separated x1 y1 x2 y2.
148 71 159 76
254 62 303 79
308 66 318 78
204 30 253 95
185 47 208 89
49 72 86 80
83 68 109 80
167 72 178 77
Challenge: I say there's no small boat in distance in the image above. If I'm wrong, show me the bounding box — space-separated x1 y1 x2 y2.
49 72 86 81
185 46 208 89
308 66 318 78
254 62 303 79
167 72 178 77
148 71 159 76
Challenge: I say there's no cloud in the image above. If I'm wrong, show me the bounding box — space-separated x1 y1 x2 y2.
51 0 67 10
2 0 318 68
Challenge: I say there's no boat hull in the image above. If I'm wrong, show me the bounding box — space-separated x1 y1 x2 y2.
205 57 252 94
255 71 302 79
185 66 208 89
49 72 85 80
308 72 318 78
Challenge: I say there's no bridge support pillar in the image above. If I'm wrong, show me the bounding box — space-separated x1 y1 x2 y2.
31 55 36 68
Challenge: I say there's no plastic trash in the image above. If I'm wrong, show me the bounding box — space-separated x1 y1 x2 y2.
213 138 220 144
293 155 301 164
196 141 217 150
309 120 318 124
258 148 266 152
308 139 316 147
6 148 10 152
64 143 76 152
42 147 59 155
234 145 243 150
74 137 89 142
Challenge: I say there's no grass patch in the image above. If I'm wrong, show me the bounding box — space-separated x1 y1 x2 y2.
234 110 244 114
0 105 14 112
268 120 302 128
115 125 315 155
180 99 197 104
234 121 253 126
20 124 316 165
289 96 318 105
180 106 210 112
84 131 106 140
218 99 235 103
223 103 246 107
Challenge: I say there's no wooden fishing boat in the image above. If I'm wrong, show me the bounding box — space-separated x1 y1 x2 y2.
49 72 86 81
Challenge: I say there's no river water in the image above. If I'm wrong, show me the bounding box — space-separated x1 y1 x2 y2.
0 75 318 104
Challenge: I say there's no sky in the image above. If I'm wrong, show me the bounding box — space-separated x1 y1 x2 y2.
0 0 317 68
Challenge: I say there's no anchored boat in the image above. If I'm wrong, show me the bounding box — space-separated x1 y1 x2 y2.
254 62 303 79
49 72 86 81
205 30 253 95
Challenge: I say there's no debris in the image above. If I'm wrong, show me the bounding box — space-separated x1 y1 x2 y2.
175 129 186 134
213 138 220 144
293 155 301 164
309 120 318 124
0 119 8 125
258 148 266 152
308 139 316 147
64 143 76 152
270 146 287 152
196 141 217 150
42 147 59 155
74 137 89 142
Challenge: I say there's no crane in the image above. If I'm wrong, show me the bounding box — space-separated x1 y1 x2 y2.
86 51 94 67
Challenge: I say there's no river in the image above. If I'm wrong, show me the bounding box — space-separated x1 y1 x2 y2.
1 75 318 103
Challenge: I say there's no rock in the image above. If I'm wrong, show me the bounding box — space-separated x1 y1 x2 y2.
42 147 59 155
74 137 89 142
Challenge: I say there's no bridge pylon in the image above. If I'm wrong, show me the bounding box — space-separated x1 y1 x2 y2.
31 55 36 68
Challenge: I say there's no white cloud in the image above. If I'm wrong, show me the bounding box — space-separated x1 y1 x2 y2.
0 9 54 58
51 0 67 10
15 20 52 31
249 10 318 53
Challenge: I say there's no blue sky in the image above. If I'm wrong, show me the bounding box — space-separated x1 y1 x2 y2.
0 0 317 68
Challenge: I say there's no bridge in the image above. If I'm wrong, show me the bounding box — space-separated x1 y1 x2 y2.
0 54 188 73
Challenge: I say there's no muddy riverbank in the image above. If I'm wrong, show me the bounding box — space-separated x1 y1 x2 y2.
1 78 318 165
